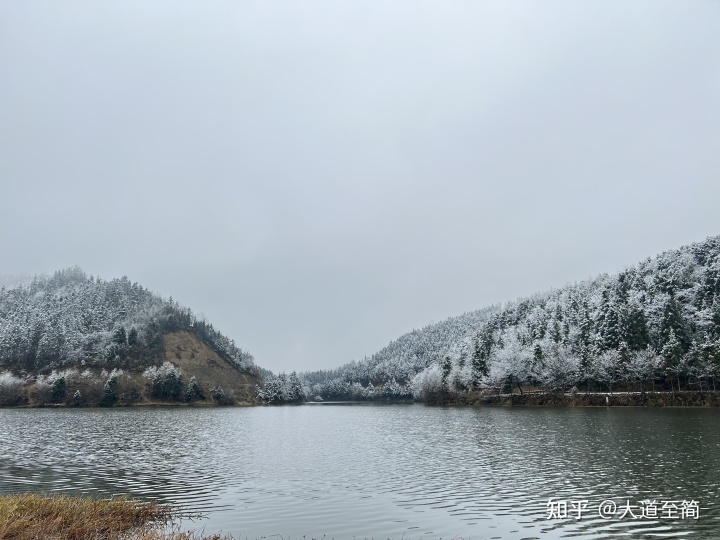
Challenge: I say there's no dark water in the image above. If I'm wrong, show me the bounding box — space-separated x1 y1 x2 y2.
1 405 719 539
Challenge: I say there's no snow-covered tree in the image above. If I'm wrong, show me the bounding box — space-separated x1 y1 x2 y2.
144 362 184 401
185 375 206 402
592 350 623 394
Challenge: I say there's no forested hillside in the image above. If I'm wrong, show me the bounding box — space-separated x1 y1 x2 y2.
301 306 500 400
304 235 720 402
0 267 258 406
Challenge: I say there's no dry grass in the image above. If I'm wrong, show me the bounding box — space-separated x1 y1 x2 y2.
0 493 232 540
162 331 259 404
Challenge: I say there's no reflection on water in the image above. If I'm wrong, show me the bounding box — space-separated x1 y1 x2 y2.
1 405 719 539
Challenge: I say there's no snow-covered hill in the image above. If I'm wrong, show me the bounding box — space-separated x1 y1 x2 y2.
305 235 720 401
0 266 256 375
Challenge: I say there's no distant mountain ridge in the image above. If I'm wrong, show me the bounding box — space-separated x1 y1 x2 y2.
304 235 720 402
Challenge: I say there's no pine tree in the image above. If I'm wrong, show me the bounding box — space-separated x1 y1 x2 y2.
441 356 452 390
661 329 684 391
99 377 118 407
626 309 650 351
471 338 489 390
661 297 691 353
259 376 283 404
112 326 127 345
185 375 205 402
128 327 139 348
277 373 290 402
51 376 67 403
601 303 621 351
578 304 593 348
289 372 304 403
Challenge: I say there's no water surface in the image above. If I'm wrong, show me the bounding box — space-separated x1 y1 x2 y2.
1 405 719 539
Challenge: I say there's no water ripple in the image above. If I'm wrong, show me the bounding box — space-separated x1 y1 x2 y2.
1 406 719 539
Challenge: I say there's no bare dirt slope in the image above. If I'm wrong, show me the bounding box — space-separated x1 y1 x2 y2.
163 330 260 404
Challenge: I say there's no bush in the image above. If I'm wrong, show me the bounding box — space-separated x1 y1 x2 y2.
29 377 53 406
51 376 67 403
210 386 235 405
71 390 82 407
114 372 141 405
0 372 27 406
79 377 105 405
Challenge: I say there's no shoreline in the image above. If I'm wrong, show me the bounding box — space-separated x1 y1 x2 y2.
0 400 257 409
435 390 720 408
4 391 720 408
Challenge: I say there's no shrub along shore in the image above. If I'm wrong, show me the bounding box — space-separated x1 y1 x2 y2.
428 389 720 407
0 493 232 540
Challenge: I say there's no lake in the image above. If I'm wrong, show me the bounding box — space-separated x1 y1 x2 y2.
1 404 719 539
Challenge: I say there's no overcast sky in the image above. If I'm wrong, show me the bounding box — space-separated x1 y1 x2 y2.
1 0 719 373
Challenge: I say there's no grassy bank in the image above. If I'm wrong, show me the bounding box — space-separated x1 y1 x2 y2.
0 493 231 540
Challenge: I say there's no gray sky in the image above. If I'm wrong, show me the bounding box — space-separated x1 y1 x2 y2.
1 0 719 373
